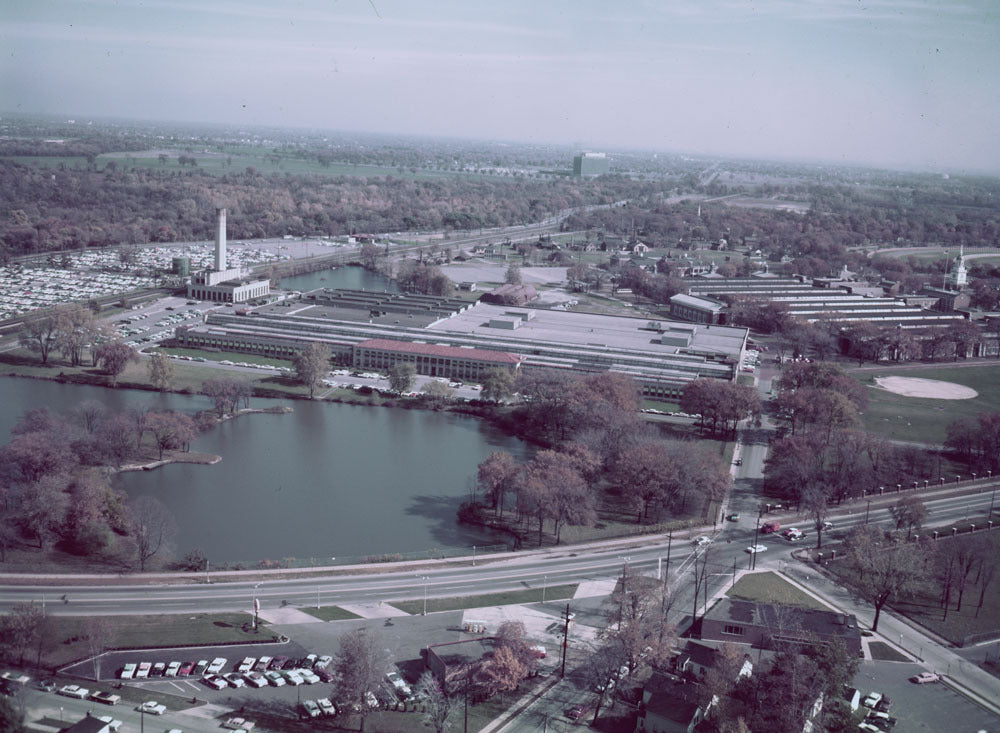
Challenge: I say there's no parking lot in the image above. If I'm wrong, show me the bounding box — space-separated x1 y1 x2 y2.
853 660 1000 732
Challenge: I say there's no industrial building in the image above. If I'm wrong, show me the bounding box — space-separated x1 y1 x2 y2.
174 288 749 398
187 208 271 304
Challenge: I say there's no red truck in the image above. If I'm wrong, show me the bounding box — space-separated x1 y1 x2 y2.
761 521 780 534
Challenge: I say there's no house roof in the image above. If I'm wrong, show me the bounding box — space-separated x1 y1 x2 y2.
642 672 704 727
64 716 111 733
706 599 860 644
355 338 523 365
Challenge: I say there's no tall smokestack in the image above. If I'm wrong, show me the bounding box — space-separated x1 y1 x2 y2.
215 207 227 271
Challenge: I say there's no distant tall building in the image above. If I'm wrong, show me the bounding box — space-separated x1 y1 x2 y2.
573 152 609 177
187 207 270 304
945 246 969 290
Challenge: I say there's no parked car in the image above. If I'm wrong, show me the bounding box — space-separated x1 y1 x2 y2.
237 657 256 674
727 512 741 521
193 660 209 675
57 685 89 699
165 661 181 677
863 691 883 708
317 698 336 716
314 655 332 670
97 715 123 732
201 675 228 690
207 658 227 675
909 672 940 684
120 664 136 680
35 679 56 692
136 701 167 715
385 670 411 698
223 673 246 688
135 662 151 679
89 691 121 706
151 662 166 676
315 668 335 683
300 700 321 719
269 656 288 670
244 672 268 688
282 671 304 686
264 671 286 687
254 656 272 672
222 717 255 730
178 661 195 676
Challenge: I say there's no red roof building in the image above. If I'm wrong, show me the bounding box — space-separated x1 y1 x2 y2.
353 338 522 380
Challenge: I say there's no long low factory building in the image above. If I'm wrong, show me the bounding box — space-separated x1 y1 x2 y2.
174 291 749 398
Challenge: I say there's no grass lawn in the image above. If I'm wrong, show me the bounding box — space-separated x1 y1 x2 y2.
40 613 267 671
727 571 832 611
388 585 577 615
867 641 909 662
886 530 1000 646
853 364 1000 444
299 606 363 622
154 346 293 369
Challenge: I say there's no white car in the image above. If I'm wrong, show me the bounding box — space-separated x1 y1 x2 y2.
57 685 89 699
223 673 246 688
317 698 336 716
314 655 332 670
694 535 712 546
300 700 321 719
136 701 167 715
264 671 286 687
244 672 268 688
165 661 181 677
201 674 227 690
910 671 941 684
207 657 227 674
745 544 767 554
385 670 411 698
237 657 255 674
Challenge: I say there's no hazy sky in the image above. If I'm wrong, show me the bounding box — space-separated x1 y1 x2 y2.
4 0 999 172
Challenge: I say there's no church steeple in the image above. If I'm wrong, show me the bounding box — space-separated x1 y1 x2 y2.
946 246 968 289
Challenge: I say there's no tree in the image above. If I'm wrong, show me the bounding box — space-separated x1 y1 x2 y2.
360 242 380 271
422 380 455 402
94 413 136 467
0 602 45 666
504 263 522 285
17 316 58 365
515 450 596 545
147 351 174 391
846 525 931 631
388 362 416 394
474 644 526 703
125 495 176 571
85 616 112 681
95 340 138 386
0 688 27 732
583 644 626 725
201 378 243 417
481 367 515 403
145 411 197 460
477 451 518 518
415 670 455 733
53 304 96 367
334 629 390 732
889 495 927 539
293 342 330 398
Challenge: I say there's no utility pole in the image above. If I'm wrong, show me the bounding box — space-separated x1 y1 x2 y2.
560 604 571 678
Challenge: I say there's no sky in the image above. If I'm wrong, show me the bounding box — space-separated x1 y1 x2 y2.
3 0 1000 173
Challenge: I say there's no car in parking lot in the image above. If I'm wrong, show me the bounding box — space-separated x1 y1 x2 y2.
237 657 256 674
909 671 940 684
58 685 89 699
222 716 255 730
193 660 209 675
136 701 166 715
385 670 411 698
300 700 321 719
269 656 288 670
254 656 272 672
207 658 227 674
314 655 332 670
165 661 180 677
135 662 151 679
178 661 194 676
264 671 286 687
244 672 268 688
317 698 336 716
151 662 166 676
862 691 884 708
201 675 228 690
282 671 304 686
36 679 56 692
223 673 246 688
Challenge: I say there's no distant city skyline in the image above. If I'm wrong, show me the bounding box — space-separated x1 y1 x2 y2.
3 0 999 173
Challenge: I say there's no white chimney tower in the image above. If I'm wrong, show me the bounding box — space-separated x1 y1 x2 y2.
214 207 227 271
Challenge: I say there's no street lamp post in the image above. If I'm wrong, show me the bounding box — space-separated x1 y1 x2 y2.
542 575 547 604
252 582 263 631
422 576 429 616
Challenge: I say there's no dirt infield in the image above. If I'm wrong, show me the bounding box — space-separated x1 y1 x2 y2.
873 376 978 399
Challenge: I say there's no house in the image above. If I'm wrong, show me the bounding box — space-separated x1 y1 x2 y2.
63 714 113 733
699 599 862 658
670 640 753 682
424 637 495 693
635 673 709 733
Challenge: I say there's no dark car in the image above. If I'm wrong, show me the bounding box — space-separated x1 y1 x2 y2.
178 662 195 676
269 656 288 670
567 704 592 722
316 668 335 683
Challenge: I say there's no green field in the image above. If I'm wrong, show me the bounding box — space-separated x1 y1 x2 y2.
727 571 832 611
852 364 1000 444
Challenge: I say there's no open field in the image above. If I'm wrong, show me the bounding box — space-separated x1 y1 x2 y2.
300 606 364 622
852 364 1000 444
34 613 267 671
727 571 832 611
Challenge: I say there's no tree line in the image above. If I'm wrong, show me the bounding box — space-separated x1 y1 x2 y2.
466 372 736 544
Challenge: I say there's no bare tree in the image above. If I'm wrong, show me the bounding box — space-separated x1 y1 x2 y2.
126 495 176 571
334 629 390 732
847 526 932 631
415 670 454 733
17 316 58 365
85 617 112 680
147 351 174 391
889 495 927 540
